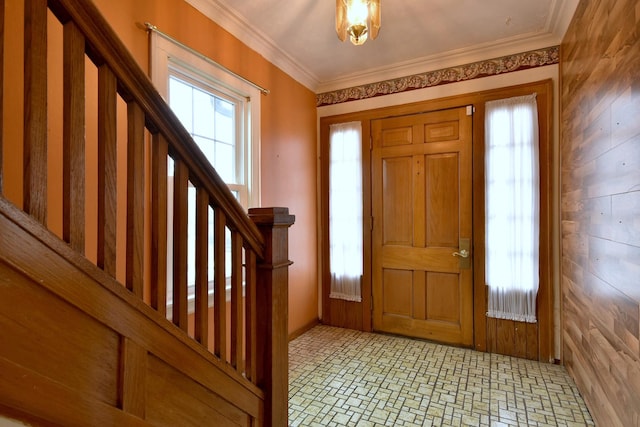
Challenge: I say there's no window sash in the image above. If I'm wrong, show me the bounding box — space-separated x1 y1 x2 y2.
168 70 245 188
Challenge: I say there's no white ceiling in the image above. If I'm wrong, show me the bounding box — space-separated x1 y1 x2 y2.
185 0 579 93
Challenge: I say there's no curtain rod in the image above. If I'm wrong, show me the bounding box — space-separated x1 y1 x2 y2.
145 22 270 95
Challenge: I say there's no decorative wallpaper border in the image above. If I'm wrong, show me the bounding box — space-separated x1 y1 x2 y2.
316 46 559 106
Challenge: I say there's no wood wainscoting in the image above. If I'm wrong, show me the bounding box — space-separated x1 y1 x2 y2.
486 318 539 361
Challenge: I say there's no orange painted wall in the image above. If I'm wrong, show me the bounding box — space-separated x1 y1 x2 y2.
90 0 319 336
2 0 318 336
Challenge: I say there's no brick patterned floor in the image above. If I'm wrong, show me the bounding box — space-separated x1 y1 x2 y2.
289 326 593 427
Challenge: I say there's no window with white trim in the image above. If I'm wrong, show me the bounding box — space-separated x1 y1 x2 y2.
150 31 260 209
150 30 261 315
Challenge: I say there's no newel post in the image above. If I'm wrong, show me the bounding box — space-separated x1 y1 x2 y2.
249 207 295 427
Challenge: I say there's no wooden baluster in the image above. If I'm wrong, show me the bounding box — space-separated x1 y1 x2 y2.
150 133 168 315
126 102 144 298
249 207 295 427
214 208 227 360
172 159 189 330
244 246 257 383
62 21 85 253
230 230 244 371
0 0 4 195
194 187 209 347
97 65 117 277
23 0 47 224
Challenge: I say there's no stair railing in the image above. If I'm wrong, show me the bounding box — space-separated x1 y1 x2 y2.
0 0 293 424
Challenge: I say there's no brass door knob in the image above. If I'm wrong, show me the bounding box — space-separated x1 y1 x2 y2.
452 249 469 258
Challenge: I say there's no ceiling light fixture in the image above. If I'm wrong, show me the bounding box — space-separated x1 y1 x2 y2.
336 0 381 46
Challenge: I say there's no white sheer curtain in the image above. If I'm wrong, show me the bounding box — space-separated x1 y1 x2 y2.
329 122 363 302
485 94 539 323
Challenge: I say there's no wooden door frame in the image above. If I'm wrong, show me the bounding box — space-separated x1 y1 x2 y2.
319 79 554 360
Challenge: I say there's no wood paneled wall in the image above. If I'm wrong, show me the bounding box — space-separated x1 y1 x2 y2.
560 1 640 425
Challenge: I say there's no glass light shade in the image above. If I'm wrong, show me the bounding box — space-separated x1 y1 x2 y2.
348 23 368 45
346 0 369 26
336 0 380 46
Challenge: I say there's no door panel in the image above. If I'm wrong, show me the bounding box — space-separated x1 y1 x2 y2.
425 153 459 247
382 157 413 245
372 107 473 346
382 128 412 147
382 269 413 316
425 121 459 142
426 272 460 323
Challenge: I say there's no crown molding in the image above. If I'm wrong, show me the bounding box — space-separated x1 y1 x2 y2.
548 0 580 39
315 31 562 93
184 0 321 91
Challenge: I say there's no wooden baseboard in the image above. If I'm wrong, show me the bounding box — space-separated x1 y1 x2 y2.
288 319 320 342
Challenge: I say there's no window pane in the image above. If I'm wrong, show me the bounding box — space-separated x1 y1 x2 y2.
215 142 235 183
215 98 234 144
169 77 193 131
192 135 216 167
193 87 216 139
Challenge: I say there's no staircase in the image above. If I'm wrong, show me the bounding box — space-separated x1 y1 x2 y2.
0 0 293 425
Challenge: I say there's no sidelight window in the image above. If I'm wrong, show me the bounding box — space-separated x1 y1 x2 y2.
485 94 540 323
329 121 363 302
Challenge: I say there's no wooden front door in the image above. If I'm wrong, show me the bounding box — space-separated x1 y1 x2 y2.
371 106 473 346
